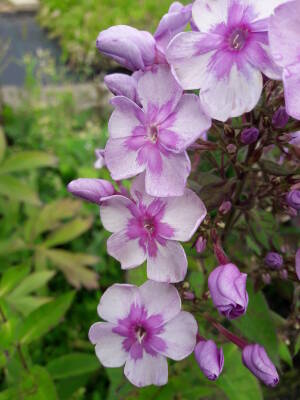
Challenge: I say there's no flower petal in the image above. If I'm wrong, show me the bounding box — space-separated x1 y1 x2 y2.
130 173 155 206
100 195 133 233
160 94 211 152
88 322 128 367
104 73 138 103
147 241 187 283
283 64 300 120
161 188 207 241
97 283 140 323
105 137 145 180
124 352 168 387
159 311 197 360
200 64 263 121
108 96 145 139
250 0 291 20
107 230 147 269
145 151 191 197
139 280 181 323
137 65 182 122
192 0 229 32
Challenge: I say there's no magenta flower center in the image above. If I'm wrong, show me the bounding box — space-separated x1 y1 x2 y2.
143 217 155 234
135 325 147 343
148 125 159 143
229 28 248 51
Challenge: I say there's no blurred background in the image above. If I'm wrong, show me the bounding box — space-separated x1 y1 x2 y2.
0 1 299 399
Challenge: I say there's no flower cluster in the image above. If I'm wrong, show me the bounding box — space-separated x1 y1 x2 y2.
68 0 300 390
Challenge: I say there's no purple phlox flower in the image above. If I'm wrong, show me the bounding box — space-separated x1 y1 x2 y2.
242 344 279 387
99 174 207 283
89 281 197 387
272 106 289 128
240 127 259 145
105 65 211 197
295 248 300 280
286 189 300 210
208 263 249 319
269 0 300 120
67 179 115 204
195 236 207 253
94 148 106 169
97 3 192 72
166 0 284 121
264 252 283 269
194 339 224 381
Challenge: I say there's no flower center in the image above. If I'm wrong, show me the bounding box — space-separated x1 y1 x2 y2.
229 29 248 51
135 325 147 344
143 218 155 234
148 125 158 143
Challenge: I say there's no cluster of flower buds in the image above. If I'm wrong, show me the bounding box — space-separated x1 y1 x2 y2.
67 0 300 390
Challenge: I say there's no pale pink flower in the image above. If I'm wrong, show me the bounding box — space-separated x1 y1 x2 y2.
89 281 197 387
105 65 211 197
100 174 206 282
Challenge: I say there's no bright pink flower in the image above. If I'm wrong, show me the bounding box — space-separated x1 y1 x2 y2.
89 281 197 387
105 65 211 197
166 0 283 121
269 0 300 120
100 175 206 282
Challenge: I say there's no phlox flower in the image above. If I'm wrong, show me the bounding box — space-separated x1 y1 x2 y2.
89 281 197 387
269 0 300 120
166 0 285 122
100 174 206 283
105 65 211 197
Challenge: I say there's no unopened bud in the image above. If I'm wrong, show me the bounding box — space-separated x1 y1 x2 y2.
262 273 271 285
240 127 259 145
195 236 207 254
219 201 232 215
272 106 289 128
264 252 283 270
279 269 288 280
227 144 237 154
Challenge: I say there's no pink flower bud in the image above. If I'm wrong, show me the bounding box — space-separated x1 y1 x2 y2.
264 252 283 270
226 144 237 154
272 106 289 128
67 179 115 204
286 190 300 210
279 269 288 280
240 127 259 145
195 236 207 253
219 200 232 215
262 273 271 285
183 291 195 301
194 340 224 381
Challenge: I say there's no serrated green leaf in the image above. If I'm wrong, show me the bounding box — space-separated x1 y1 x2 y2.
279 341 293 367
0 151 57 175
0 265 30 297
215 344 263 400
47 353 99 379
9 271 55 298
233 281 279 365
42 217 93 248
0 127 6 164
0 175 41 205
17 291 75 344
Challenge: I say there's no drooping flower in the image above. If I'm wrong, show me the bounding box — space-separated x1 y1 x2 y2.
272 106 289 128
194 339 224 380
89 281 197 387
105 65 211 197
166 0 283 121
97 2 192 72
286 189 300 210
269 0 300 120
242 344 279 387
208 263 249 319
67 179 115 204
264 252 283 269
296 249 300 280
100 174 206 282
240 127 259 145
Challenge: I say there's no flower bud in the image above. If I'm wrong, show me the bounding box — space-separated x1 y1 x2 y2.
286 190 300 210
94 149 105 169
240 127 259 145
219 200 232 215
279 269 288 280
208 264 248 319
262 273 271 285
264 252 283 270
67 179 115 204
242 344 279 387
104 73 138 103
183 291 195 301
226 144 237 154
296 248 300 281
195 236 207 254
272 106 289 128
96 26 156 71
195 340 224 381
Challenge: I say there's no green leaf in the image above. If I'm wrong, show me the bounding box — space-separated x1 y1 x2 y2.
294 334 300 356
17 291 75 344
0 318 20 350
0 265 30 297
42 217 93 248
19 366 58 400
127 263 147 286
7 296 53 316
47 353 99 379
0 151 57 175
215 344 263 400
233 281 279 365
0 127 6 164
0 236 26 255
0 388 18 400
0 175 41 205
279 341 293 367
8 271 55 298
